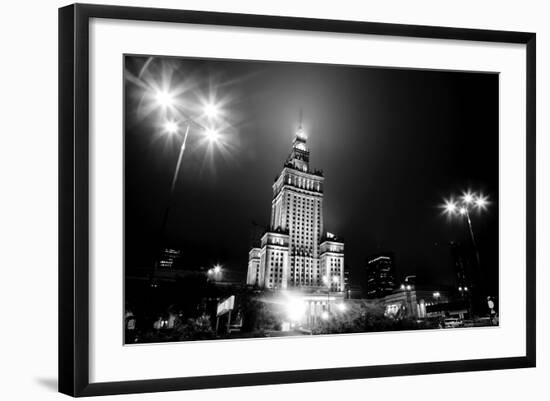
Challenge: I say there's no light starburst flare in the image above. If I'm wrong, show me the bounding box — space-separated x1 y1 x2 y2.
203 102 220 119
204 128 221 143
163 120 178 135
440 191 490 217
443 199 457 216
154 89 175 110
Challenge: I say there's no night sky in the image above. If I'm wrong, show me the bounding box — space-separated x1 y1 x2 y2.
124 55 499 295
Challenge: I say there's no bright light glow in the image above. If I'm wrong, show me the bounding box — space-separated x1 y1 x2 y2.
213 264 222 274
204 128 220 143
462 191 474 204
154 89 174 109
163 120 178 134
464 287 469 292
285 297 306 322
332 276 339 283
321 311 329 320
207 269 213 275
475 194 489 211
400 284 405 290
458 286 463 291
443 199 457 215
406 285 412 291
322 275 328 285
296 127 307 140
203 102 220 119
433 292 440 298
337 303 347 312
442 191 490 218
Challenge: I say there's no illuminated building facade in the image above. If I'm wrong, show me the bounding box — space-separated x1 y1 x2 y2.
365 253 396 298
158 248 181 269
246 120 345 319
383 288 452 319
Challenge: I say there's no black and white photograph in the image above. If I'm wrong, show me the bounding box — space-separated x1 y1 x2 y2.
0 0 542 399
124 55 499 344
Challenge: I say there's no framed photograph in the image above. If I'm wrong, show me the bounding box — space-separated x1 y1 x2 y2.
59 3 536 397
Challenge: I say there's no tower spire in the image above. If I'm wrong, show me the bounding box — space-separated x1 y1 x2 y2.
288 108 309 172
295 108 306 142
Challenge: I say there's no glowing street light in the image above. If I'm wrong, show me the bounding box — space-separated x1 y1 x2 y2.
203 102 220 119
213 264 222 274
163 120 178 135
132 60 235 286
475 195 489 210
441 191 490 218
154 89 175 110
439 190 490 271
458 286 469 298
444 200 457 215
154 98 226 244
321 311 329 321
336 303 347 312
204 128 220 143
440 190 489 315
461 191 474 205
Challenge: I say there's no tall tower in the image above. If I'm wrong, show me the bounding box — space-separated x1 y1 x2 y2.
247 116 344 293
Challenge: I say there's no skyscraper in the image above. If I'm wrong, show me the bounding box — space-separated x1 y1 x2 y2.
158 248 181 269
246 119 345 295
364 253 396 299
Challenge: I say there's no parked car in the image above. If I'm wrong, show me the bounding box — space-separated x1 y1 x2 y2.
443 318 463 328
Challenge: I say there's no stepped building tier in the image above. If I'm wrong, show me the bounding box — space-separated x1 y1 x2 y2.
246 121 345 294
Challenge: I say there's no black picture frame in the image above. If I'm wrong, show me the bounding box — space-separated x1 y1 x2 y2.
59 3 536 397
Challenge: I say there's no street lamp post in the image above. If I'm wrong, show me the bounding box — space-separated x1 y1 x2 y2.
155 122 191 256
443 191 488 268
149 90 223 283
459 205 481 269
442 191 489 318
